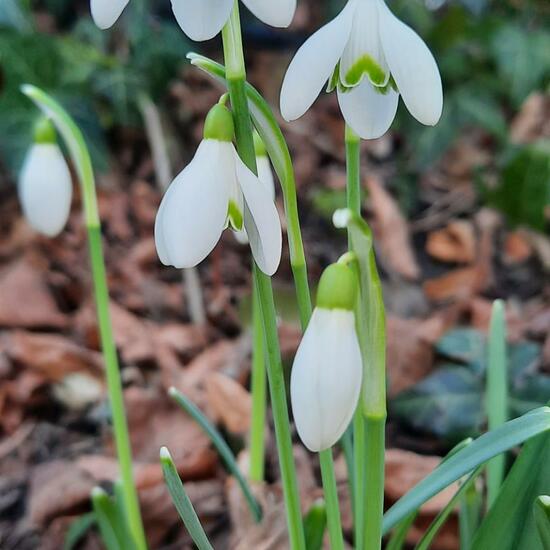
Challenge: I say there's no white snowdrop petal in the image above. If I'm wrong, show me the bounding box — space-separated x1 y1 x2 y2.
171 0 233 41
256 155 276 201
234 150 282 276
156 140 230 268
378 0 442 125
280 0 355 121
340 0 390 88
290 309 362 452
19 144 72 237
241 0 296 27
90 0 129 29
337 80 399 139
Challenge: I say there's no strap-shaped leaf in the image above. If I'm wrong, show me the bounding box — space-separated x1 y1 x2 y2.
534 496 550 550
383 407 550 533
471 433 550 550
160 447 214 550
169 387 262 521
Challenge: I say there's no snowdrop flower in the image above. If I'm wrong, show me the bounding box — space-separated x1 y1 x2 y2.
155 103 282 275
280 0 443 139
291 263 362 452
234 131 275 245
18 118 72 237
91 0 296 41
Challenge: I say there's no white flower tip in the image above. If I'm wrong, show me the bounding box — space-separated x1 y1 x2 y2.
333 209 352 229
90 0 129 29
91 486 106 498
160 446 172 460
168 386 177 397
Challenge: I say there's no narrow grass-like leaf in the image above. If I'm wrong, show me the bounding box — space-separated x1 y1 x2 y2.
486 299 508 507
386 513 417 550
63 512 95 550
385 438 472 550
415 466 483 550
459 477 482 550
91 488 124 550
471 432 550 550
160 447 214 550
168 387 262 521
534 496 550 550
303 499 327 550
383 407 550 532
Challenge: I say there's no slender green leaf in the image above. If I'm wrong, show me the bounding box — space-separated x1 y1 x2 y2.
63 512 95 550
303 499 327 550
486 299 508 507
472 434 550 550
383 407 550 533
534 496 550 550
160 447 214 550
168 387 262 521
91 488 124 550
459 478 482 550
386 513 417 550
415 466 483 550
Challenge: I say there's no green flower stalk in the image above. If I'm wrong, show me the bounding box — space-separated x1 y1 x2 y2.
21 85 147 550
221 3 305 548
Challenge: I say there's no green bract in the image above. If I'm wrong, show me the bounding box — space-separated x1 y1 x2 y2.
316 263 357 311
33 116 57 144
203 104 235 142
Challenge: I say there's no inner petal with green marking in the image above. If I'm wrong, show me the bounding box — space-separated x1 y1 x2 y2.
344 54 388 87
227 200 244 231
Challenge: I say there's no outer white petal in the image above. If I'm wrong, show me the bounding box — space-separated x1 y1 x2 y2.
377 0 442 125
155 140 230 268
171 0 233 41
233 154 275 246
234 149 282 276
19 144 72 237
290 308 362 452
337 80 399 139
241 0 296 28
340 0 390 87
256 155 276 201
280 0 356 121
90 0 129 29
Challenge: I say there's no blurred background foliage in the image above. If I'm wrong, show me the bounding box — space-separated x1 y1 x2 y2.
0 0 549 233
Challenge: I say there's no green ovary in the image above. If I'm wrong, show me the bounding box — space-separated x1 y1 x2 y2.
344 54 387 87
227 200 244 231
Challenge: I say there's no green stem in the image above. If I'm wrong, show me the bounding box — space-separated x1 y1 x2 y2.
344 123 387 550
319 450 344 550
364 415 386 550
21 85 146 550
345 123 366 548
353 408 366 549
249 278 266 483
221 6 305 549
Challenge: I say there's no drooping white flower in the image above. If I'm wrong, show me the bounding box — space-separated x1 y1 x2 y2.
155 104 282 276
280 0 443 139
18 120 72 237
290 264 362 452
91 0 296 41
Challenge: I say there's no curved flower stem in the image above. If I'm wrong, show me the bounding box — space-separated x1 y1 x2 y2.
21 85 147 550
319 449 344 550
186 53 312 329
221 5 305 549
